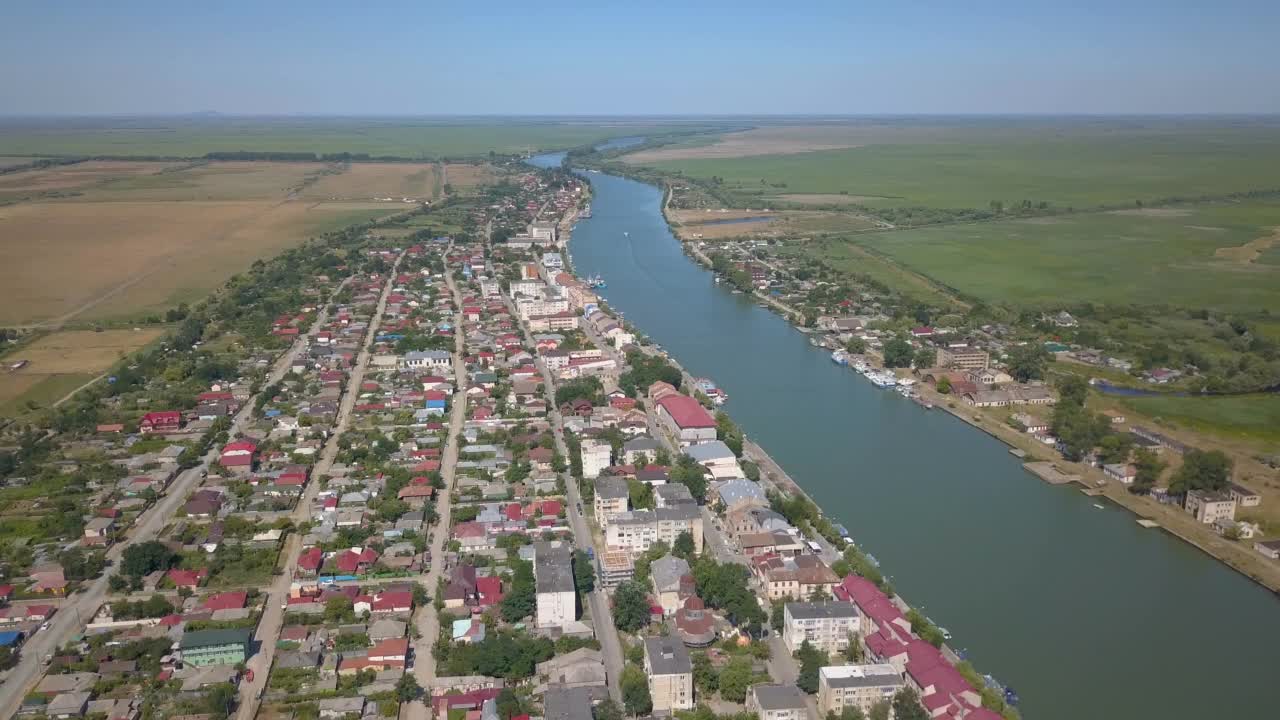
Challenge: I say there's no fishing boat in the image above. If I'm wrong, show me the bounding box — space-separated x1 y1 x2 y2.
580 205 592 218
1092 503 1105 509
586 274 607 289
831 349 849 366
939 627 952 641
623 231 629 237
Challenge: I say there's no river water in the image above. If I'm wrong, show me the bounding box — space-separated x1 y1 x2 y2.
531 152 1280 720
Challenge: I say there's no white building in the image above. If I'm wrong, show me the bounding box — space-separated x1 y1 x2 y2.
401 350 453 370
606 506 703 555
782 602 860 655
580 439 613 479
817 665 903 718
534 541 576 629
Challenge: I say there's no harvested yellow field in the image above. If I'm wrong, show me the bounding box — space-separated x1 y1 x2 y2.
0 161 181 196
0 328 163 416
79 161 327 201
442 163 497 192
6 328 164 374
624 126 870 162
303 163 439 201
0 198 402 326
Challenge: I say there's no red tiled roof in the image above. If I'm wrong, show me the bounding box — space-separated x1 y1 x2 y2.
656 394 715 429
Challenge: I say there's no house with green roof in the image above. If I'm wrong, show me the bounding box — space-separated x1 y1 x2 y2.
180 628 252 666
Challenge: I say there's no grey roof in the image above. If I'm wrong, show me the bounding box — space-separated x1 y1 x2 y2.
650 555 691 593
656 505 700 522
535 541 576 594
623 436 661 453
274 651 321 669
820 664 903 689
319 697 367 713
543 686 601 720
751 684 808 711
685 440 736 463
644 635 692 675
594 476 629 500
405 350 452 361
47 692 91 716
713 479 767 508
654 483 695 507
538 648 607 686
785 601 858 621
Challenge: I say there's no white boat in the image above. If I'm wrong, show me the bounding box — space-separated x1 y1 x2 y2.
623 231 629 237
831 350 849 366
1092 503 1105 510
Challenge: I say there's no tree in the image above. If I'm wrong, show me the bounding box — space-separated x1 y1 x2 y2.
613 581 651 632
691 651 719 694
672 531 695 560
719 657 753 703
593 699 624 720
1129 448 1165 495
796 640 827 694
935 376 951 394
913 346 937 369
1097 433 1134 465
891 688 930 720
495 688 521 719
121 540 176 577
882 336 914 369
868 701 891 720
396 674 422 703
770 599 786 632
845 337 867 354
621 665 652 716
1006 344 1050 382
670 454 710 503
1056 374 1088 407
501 559 537 622
1169 448 1233 495
573 549 596 595
827 707 866 720
324 596 355 624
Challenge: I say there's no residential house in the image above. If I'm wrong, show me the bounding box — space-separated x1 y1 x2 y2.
753 555 839 601
748 684 811 720
643 636 694 712
817 665 903 718
1185 490 1236 524
180 628 251 666
782 601 859 655
535 541 576 629
140 411 182 435
580 439 612 479
685 441 743 480
650 555 691 617
593 477 629 524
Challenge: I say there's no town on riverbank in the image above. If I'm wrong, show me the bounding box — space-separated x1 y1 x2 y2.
639 181 1280 598
0 159 1017 720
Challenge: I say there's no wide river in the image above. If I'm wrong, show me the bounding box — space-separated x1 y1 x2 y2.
530 151 1280 720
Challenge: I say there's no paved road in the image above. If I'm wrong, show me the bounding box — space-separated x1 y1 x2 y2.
0 282 348 720
502 289 624 703
404 249 469 720
235 259 404 720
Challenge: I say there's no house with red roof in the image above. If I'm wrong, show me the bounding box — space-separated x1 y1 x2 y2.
476 577 503 608
369 591 414 614
397 485 435 508
140 411 181 435
202 591 248 612
219 440 257 474
334 548 379 575
277 465 308 486
167 568 208 590
297 547 324 576
655 395 717 445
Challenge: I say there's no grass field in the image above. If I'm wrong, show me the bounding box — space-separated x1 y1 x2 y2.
849 201 1280 311
638 122 1280 210
0 160 183 199
0 117 723 158
302 163 439 201
776 239 960 308
0 328 165 417
1116 393 1280 445
0 161 413 326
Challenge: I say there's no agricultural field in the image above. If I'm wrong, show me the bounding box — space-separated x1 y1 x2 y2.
302 162 440 201
1116 393 1280 446
0 117 725 158
774 238 960 308
0 160 184 200
0 156 46 169
671 208 881 240
635 122 1280 210
0 328 164 417
0 161 413 326
849 201 1280 312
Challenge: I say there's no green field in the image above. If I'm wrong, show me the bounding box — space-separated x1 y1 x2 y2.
0 117 722 159
848 201 1280 311
1117 393 1280 445
643 124 1280 210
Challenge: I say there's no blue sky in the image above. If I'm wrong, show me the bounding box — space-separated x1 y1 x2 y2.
3 0 1279 115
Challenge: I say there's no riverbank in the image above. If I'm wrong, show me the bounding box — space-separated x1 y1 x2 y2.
651 168 1280 597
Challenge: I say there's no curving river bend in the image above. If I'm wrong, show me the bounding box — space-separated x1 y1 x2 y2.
530 150 1280 720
